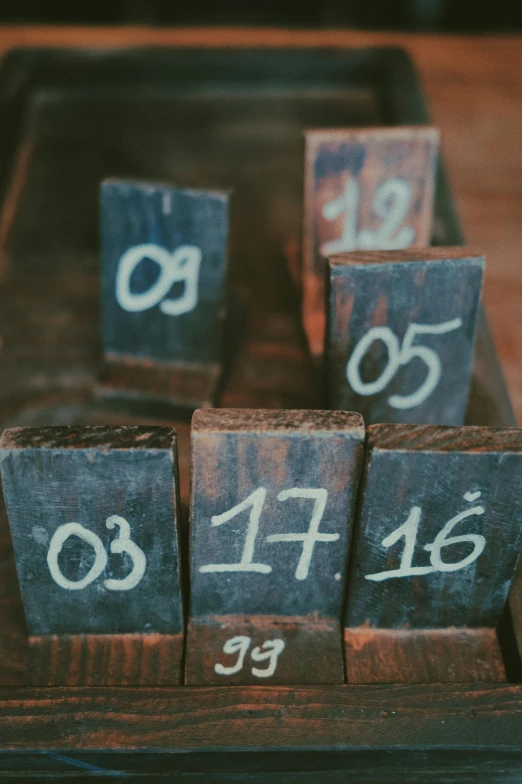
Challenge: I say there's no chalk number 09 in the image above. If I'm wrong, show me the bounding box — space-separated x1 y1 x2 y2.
346 318 462 410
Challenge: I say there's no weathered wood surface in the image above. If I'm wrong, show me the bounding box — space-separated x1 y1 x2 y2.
0 683 521 781
0 426 184 638
101 179 229 367
0 34 518 772
511 560 522 674
0 47 378 430
26 633 183 687
344 627 506 684
303 126 439 356
326 247 483 425
0 26 520 417
0 46 509 437
187 616 344 685
186 409 364 684
1 756 522 784
97 354 222 410
345 424 522 631
98 180 229 409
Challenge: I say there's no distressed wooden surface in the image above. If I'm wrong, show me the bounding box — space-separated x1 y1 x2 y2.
344 627 506 684
345 424 522 631
26 632 183 686
100 180 229 367
0 47 378 430
186 616 343 685
303 126 438 357
326 247 483 424
0 27 518 425
97 355 221 410
0 27 519 774
0 426 184 638
187 409 364 683
0 682 520 771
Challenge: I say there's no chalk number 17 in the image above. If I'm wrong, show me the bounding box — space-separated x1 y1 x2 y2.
199 487 338 581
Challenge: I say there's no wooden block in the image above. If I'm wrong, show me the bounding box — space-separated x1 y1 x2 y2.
97 179 230 409
186 409 365 684
326 248 484 425
0 425 184 685
303 126 439 356
344 424 522 683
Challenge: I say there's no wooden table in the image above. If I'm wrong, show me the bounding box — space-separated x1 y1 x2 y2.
0 27 520 421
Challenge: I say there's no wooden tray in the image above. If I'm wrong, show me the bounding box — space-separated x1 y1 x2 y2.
0 45 520 781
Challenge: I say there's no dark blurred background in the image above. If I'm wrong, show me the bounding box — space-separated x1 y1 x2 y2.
0 0 520 31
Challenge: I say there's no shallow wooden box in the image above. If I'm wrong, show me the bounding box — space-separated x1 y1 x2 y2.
0 44 520 781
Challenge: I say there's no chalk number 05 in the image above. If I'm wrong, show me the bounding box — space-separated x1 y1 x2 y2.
347 318 462 410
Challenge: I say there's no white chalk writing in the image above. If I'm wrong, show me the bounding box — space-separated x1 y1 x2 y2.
116 243 201 315
321 176 415 256
200 488 338 580
214 635 285 678
365 492 486 582
47 516 146 591
346 319 463 409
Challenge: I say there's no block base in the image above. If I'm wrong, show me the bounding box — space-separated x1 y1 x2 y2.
27 633 184 686
185 616 344 685
95 356 221 411
344 627 506 684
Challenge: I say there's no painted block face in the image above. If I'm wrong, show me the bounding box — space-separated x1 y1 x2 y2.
100 179 229 366
345 424 522 631
186 409 365 684
326 248 484 425
303 126 439 356
0 426 183 638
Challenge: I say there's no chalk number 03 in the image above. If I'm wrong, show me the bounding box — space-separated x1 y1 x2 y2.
47 516 146 591
347 318 462 410
365 491 486 582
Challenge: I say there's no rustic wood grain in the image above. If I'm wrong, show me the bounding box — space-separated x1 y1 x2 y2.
97 180 229 409
26 633 183 686
0 682 520 755
0 26 519 418
0 45 509 455
509 551 522 673
96 356 221 410
344 627 506 684
0 426 184 638
343 423 522 683
186 616 343 685
326 247 483 424
186 409 364 684
303 126 439 357
100 179 230 366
